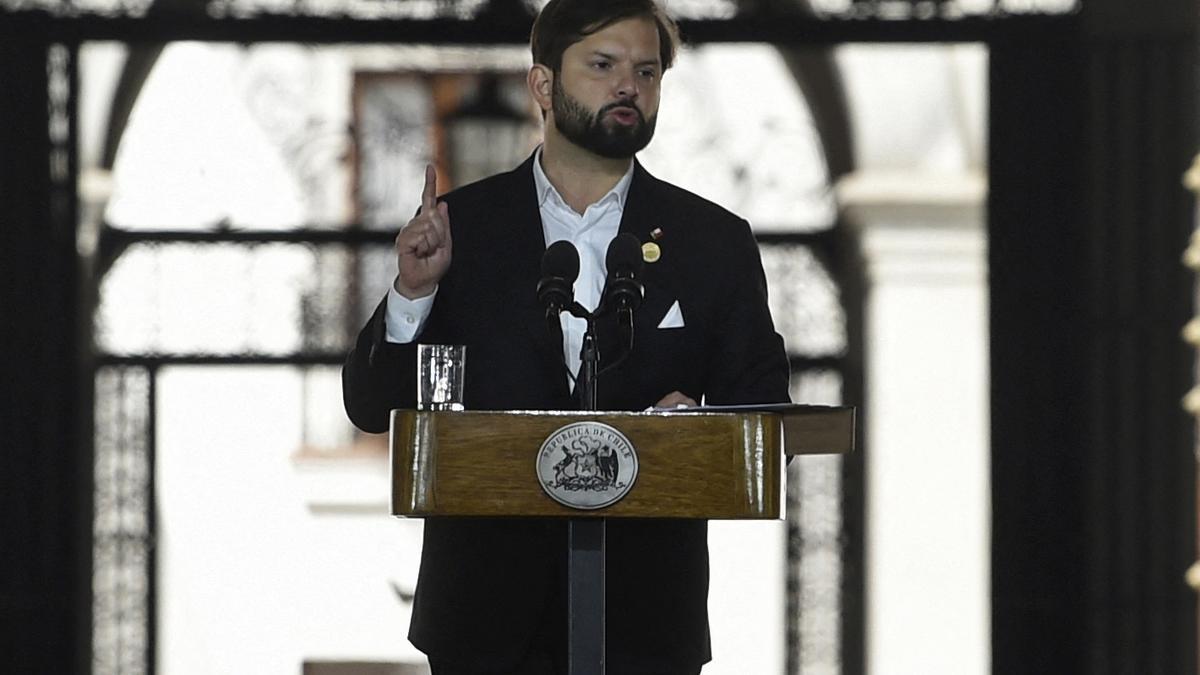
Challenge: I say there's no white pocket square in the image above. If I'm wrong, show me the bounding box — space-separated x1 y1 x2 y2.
657 300 685 329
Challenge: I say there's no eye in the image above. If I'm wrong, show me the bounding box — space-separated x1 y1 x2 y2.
638 68 658 80
591 60 613 71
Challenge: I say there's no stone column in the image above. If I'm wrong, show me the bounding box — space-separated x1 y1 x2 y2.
840 171 990 675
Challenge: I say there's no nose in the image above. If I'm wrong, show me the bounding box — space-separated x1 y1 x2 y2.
615 68 639 101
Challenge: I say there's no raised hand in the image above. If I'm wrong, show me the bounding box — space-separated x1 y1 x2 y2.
394 164 452 299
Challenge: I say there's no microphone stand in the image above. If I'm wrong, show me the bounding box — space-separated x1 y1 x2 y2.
544 234 641 675
561 302 605 675
578 317 600 411
562 300 602 410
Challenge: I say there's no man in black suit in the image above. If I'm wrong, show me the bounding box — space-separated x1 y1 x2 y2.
342 1 790 672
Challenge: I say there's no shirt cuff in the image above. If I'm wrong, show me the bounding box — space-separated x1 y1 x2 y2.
384 283 436 344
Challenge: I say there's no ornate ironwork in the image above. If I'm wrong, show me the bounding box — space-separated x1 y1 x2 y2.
356 74 436 229
806 0 1077 19
0 0 1078 19
760 243 847 358
0 0 154 17
787 370 846 675
93 366 154 675
94 241 388 356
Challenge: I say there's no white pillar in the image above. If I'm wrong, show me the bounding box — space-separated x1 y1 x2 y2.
841 171 991 675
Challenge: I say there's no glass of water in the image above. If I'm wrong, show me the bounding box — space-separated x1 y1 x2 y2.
417 344 466 411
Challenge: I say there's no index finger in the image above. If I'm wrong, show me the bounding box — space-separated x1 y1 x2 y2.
421 164 437 213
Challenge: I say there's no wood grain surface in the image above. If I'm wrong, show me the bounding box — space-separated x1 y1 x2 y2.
391 410 786 519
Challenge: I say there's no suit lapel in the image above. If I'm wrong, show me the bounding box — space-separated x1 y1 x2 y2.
498 153 573 401
616 161 676 342
587 161 677 387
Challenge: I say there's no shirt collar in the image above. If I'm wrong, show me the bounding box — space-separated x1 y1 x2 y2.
532 145 635 213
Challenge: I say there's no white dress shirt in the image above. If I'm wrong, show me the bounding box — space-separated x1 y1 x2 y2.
386 148 634 385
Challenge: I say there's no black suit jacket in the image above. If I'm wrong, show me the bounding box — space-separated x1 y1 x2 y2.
342 154 790 670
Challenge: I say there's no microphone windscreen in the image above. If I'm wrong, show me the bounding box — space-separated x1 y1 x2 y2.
542 240 580 282
605 233 643 275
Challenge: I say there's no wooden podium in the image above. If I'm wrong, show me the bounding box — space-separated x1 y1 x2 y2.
389 405 854 673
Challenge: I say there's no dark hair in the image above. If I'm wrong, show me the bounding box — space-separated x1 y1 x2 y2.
530 0 681 74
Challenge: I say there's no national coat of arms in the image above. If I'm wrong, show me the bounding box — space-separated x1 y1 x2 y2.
536 421 639 510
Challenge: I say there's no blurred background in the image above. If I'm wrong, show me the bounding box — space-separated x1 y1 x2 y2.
1 0 1196 673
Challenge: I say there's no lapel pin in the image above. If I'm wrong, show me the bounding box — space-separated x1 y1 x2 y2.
650 227 664 240
642 241 661 263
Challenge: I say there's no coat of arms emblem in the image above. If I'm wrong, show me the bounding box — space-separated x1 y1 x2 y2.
536 421 638 510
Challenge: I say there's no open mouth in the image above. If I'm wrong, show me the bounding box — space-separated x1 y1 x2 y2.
606 106 640 126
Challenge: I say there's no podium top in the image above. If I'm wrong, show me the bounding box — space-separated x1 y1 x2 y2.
660 403 855 456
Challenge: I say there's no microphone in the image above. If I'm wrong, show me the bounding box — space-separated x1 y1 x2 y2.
537 240 580 321
595 233 643 376
603 233 644 315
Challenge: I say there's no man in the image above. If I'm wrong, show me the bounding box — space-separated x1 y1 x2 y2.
342 1 790 672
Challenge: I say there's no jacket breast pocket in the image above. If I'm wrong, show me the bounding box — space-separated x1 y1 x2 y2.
627 322 707 402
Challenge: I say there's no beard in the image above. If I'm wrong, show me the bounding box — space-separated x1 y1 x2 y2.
551 78 657 159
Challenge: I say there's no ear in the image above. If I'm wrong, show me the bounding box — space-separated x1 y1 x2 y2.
528 64 553 115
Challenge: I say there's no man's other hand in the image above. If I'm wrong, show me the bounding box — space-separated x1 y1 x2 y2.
655 391 697 408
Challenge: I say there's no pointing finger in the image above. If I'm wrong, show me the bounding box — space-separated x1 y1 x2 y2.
421 164 437 213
